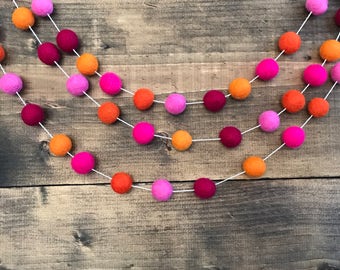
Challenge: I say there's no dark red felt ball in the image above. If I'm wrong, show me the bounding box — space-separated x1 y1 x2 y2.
203 90 226 112
21 103 44 126
56 29 79 53
219 126 242 148
335 8 340 27
37 42 60 65
193 178 216 199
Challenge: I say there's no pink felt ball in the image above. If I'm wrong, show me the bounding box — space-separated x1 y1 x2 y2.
132 122 155 145
219 126 242 148
31 0 54 17
194 178 216 199
71 152 95 174
255 58 279 81
151 179 173 201
335 8 340 26
303 64 328 87
282 126 305 149
56 29 79 53
37 42 60 65
0 73 23 95
258 110 280 132
99 72 122 95
203 90 226 112
164 93 187 115
305 0 328 16
331 62 340 82
66 74 89 96
21 103 45 126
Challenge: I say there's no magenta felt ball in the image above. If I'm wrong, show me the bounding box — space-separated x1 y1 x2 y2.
66 74 89 96
164 93 187 115
56 29 79 53
0 73 23 95
282 126 305 149
305 0 328 15
219 126 242 148
71 152 95 174
194 178 216 199
37 42 60 65
151 179 173 201
21 103 45 126
203 90 226 112
255 58 279 80
335 8 340 26
303 64 328 87
258 110 280 132
31 0 54 17
331 62 340 82
99 72 122 95
132 122 155 145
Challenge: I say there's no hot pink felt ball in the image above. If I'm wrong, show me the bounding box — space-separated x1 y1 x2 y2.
219 126 242 148
303 64 328 87
164 93 187 115
31 0 54 17
258 110 280 132
305 0 328 15
37 42 60 65
99 72 122 95
71 152 95 174
21 103 45 126
66 74 89 96
282 126 305 149
0 73 23 95
56 29 79 53
335 8 340 27
203 90 226 112
194 178 216 199
331 62 340 82
151 179 173 201
132 122 155 145
255 58 279 81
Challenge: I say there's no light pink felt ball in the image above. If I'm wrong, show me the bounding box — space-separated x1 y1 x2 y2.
0 73 23 95
164 93 187 115
282 126 305 149
151 179 173 201
255 58 279 81
258 110 280 132
66 74 89 96
71 152 95 174
99 72 122 95
331 62 340 82
31 0 54 17
305 0 328 16
303 64 328 87
132 122 155 145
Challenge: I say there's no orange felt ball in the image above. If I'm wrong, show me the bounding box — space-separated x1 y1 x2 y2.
281 89 305 113
0 45 6 63
76 53 99 75
308 97 329 118
278 31 301 54
98 102 120 124
12 7 35 30
172 130 192 151
242 156 266 177
111 172 133 194
319 40 340 62
228 78 251 100
133 88 155 110
49 134 72 157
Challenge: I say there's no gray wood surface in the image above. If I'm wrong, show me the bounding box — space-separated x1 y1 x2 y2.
0 0 339 269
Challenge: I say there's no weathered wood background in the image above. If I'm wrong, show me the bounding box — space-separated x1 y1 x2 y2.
0 0 340 269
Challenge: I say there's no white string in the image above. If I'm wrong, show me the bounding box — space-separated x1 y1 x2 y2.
300 83 310 94
192 137 220 142
249 75 259 84
241 125 261 135
39 122 54 138
47 14 60 32
91 169 111 180
54 61 70 78
0 64 6 74
83 92 101 107
173 188 194 193
121 88 134 95
216 171 245 186
12 0 18 8
263 143 285 161
275 50 285 61
296 11 313 35
300 115 313 129
154 134 172 140
16 92 27 105
324 81 338 100
117 117 134 128
28 26 42 45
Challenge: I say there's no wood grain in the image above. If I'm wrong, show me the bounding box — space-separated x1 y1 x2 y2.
0 0 340 269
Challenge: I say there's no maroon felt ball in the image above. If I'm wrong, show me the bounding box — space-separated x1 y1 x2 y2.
21 103 45 126
335 8 340 27
56 29 79 53
193 178 216 199
37 42 60 65
219 126 242 148
203 90 226 112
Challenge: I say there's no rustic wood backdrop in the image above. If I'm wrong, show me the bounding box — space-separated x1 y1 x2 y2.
0 0 339 269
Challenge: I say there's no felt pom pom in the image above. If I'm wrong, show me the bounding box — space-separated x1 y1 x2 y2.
305 0 328 15
71 152 95 174
0 73 23 95
282 126 305 149
242 156 266 177
151 179 173 201
319 40 340 62
111 172 133 194
172 130 192 151
21 103 45 126
278 31 301 54
12 7 35 30
99 72 122 95
303 64 328 87
97 102 120 124
281 89 306 113
76 53 99 75
66 74 89 96
258 110 280 132
308 97 329 118
31 0 54 17
37 42 61 65
255 58 279 81
203 90 226 112
331 62 340 82
132 122 155 145
219 126 242 148
335 8 340 26
194 178 216 199
133 88 155 110
228 77 252 100
0 45 6 63
56 29 79 53
164 93 187 115
49 134 72 157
